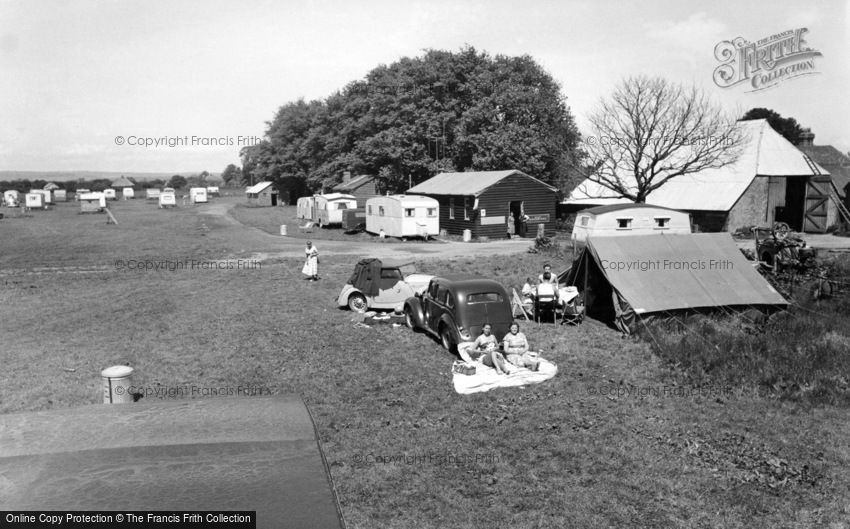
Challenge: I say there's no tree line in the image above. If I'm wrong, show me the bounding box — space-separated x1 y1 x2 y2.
0 172 217 194
235 46 582 202
223 46 823 205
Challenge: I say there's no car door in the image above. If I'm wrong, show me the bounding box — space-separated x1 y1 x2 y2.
425 283 445 331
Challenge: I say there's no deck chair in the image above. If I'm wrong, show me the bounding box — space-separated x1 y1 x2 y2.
511 289 532 321
534 283 558 324
299 221 314 233
559 287 584 325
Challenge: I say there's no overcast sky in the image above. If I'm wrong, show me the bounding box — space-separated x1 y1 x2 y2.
1 0 847 173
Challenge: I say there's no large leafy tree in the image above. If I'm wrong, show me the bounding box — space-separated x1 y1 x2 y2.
167 174 187 189
221 164 242 187
242 47 581 198
739 108 805 145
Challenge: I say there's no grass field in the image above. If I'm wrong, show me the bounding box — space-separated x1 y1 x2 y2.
2 199 849 528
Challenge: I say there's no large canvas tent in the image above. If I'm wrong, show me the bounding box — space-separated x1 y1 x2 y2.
564 119 840 233
0 396 345 529
564 233 787 332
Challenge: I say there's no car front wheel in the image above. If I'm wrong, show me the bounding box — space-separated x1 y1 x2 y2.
404 306 416 329
348 293 367 313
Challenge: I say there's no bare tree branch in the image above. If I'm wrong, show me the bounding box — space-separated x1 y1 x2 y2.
578 76 744 203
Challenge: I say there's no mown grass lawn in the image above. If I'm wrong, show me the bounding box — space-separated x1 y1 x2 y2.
1 201 848 528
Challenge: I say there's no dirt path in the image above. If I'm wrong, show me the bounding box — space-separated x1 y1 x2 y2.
199 202 536 261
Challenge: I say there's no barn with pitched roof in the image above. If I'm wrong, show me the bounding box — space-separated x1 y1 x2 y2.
564 119 842 233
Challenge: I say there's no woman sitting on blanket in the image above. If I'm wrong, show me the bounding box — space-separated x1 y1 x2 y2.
502 322 540 371
461 324 510 375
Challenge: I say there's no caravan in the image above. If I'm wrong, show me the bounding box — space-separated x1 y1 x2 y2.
122 187 135 199
25 192 45 209
297 196 316 220
3 190 19 207
314 193 357 227
189 187 208 204
146 188 161 200
79 192 106 213
29 189 52 204
365 195 439 238
103 189 117 200
572 204 691 247
159 188 177 208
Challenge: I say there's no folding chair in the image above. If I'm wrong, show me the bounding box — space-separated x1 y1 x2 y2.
534 283 558 324
559 286 584 325
299 221 314 233
511 289 532 321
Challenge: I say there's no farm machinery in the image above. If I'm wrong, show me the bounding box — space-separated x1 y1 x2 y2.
752 222 818 273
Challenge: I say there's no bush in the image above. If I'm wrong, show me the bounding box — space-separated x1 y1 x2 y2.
638 255 850 406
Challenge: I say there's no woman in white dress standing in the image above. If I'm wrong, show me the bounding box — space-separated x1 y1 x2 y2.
302 241 319 281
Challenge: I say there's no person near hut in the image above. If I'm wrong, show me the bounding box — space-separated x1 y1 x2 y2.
302 241 319 281
507 213 516 238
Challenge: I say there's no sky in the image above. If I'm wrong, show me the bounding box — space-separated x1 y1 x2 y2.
1 0 847 174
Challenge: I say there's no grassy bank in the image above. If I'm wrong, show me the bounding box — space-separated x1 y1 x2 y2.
1 204 848 527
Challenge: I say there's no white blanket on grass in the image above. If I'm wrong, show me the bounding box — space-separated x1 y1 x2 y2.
452 358 558 394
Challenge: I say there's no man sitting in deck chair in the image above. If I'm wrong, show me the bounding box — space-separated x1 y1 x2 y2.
534 281 558 323
559 286 584 325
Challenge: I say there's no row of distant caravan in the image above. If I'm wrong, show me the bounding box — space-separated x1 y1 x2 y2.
296 193 440 238
2 189 67 208
3 189 63 208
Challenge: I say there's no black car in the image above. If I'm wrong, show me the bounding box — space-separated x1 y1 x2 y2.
403 276 514 352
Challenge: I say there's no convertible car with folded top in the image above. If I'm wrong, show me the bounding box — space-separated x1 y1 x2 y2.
337 258 434 313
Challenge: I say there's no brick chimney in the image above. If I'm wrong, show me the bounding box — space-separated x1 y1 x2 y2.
799 128 815 146
342 171 351 183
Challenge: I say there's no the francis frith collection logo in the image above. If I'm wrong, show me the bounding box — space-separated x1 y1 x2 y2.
713 28 822 92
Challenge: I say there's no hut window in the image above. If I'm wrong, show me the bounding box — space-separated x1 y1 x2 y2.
464 198 470 220
654 217 670 229
616 217 633 229
338 202 348 210
449 198 455 219
427 208 436 217
379 206 385 216
405 208 415 217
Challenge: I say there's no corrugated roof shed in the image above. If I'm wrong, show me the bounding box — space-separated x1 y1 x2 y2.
333 174 375 192
408 170 556 196
565 119 830 211
245 181 274 194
